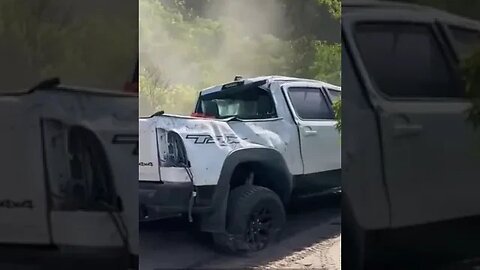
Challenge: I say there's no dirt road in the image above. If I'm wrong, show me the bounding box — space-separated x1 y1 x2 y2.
139 192 480 270
140 195 341 270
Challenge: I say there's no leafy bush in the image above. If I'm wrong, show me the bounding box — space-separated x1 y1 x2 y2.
311 41 341 85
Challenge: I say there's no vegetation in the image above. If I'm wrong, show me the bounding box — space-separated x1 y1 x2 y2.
0 0 137 91
140 0 341 116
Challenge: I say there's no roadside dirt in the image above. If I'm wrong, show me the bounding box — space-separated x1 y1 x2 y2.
140 192 480 270
140 195 341 270
253 234 341 270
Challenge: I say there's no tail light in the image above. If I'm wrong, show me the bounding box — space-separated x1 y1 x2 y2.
158 129 189 168
190 112 214 118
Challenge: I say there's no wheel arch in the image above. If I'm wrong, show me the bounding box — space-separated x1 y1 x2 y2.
198 147 293 233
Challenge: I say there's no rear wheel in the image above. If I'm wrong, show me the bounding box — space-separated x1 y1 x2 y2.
213 185 286 254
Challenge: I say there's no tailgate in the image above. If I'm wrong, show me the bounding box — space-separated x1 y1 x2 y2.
139 119 160 182
139 116 194 184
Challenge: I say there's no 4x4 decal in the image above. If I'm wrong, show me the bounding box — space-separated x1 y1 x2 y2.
139 162 154 166
0 199 33 209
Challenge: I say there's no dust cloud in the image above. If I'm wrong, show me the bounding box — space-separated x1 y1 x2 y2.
139 0 290 89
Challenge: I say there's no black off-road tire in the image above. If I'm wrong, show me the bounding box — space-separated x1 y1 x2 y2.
213 185 286 254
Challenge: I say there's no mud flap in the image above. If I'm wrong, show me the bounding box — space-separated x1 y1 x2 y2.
198 189 229 233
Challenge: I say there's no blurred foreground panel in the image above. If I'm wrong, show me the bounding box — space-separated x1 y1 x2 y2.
342 1 480 269
0 1 138 269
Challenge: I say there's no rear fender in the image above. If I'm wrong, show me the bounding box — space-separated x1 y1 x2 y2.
198 148 292 233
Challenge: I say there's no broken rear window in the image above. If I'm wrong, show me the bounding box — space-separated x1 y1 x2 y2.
196 86 277 119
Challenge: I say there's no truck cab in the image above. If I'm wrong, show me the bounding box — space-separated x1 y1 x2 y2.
194 76 341 175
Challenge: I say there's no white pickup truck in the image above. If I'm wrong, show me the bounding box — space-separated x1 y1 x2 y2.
343 1 480 269
0 79 138 269
139 75 341 253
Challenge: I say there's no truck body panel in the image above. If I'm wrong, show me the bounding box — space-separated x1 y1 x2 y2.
0 88 138 256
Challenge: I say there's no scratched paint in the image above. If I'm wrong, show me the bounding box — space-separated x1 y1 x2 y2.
139 113 300 186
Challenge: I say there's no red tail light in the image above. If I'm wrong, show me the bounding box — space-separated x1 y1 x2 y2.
191 112 214 118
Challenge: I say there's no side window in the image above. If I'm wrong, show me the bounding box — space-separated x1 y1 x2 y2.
287 87 333 120
448 26 480 60
354 23 461 98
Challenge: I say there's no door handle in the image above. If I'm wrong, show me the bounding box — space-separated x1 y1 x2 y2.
393 124 423 137
304 128 318 136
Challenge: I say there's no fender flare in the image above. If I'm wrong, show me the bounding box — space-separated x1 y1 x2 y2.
198 147 293 233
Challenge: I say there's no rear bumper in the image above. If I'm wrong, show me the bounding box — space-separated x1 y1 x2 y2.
139 181 215 222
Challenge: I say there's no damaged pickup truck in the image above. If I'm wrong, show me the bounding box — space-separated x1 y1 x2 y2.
139 76 341 253
0 78 138 269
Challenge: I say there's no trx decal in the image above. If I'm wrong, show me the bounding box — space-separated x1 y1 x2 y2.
185 134 246 145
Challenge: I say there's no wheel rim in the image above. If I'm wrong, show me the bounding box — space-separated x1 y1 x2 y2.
245 207 274 251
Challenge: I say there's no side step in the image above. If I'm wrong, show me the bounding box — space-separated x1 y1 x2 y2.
294 187 341 200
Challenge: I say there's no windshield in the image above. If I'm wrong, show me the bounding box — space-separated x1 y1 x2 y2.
196 87 277 119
